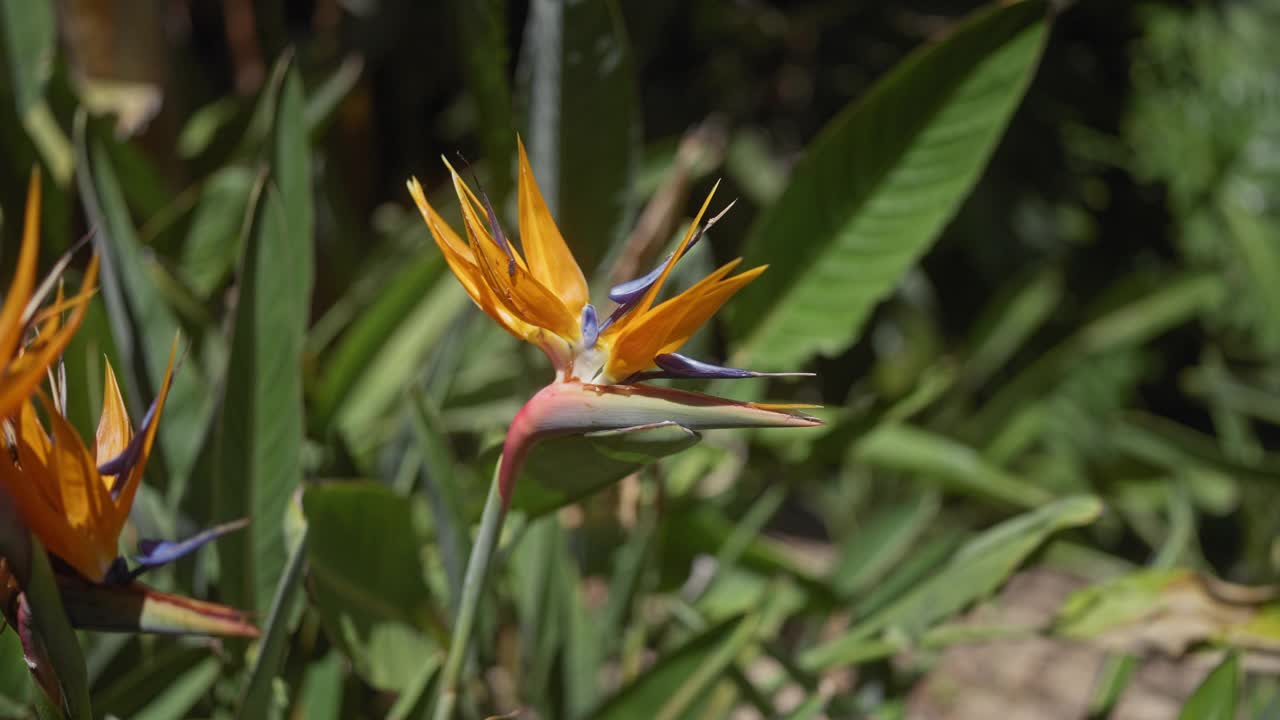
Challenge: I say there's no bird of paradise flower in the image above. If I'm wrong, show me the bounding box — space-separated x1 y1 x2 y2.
408 140 819 719
407 139 820 503
0 171 255 710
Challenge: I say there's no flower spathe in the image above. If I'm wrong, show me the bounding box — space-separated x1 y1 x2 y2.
408 139 821 504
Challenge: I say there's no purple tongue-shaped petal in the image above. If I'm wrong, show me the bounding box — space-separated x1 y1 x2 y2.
99 398 160 495
608 262 668 305
581 304 599 347
603 201 737 328
100 351 185 495
131 519 249 574
646 352 815 381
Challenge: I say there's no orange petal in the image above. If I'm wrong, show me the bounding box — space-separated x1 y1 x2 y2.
96 360 133 467
605 261 762 382
451 174 580 340
657 265 766 355
14 399 58 512
0 445 108 581
467 220 581 340
0 170 43 376
441 157 528 273
0 255 99 419
106 336 178 540
38 391 118 581
517 137 588 314
631 181 719 319
406 178 529 334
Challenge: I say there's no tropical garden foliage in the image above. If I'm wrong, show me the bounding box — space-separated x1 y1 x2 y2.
0 0 1277 717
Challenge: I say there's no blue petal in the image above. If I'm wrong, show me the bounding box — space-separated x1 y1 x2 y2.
133 519 250 570
651 353 816 380
606 199 737 316
99 398 160 496
581 304 599 347
608 260 669 304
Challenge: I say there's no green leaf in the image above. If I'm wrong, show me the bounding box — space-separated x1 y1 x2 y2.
1180 652 1239 720
503 422 701 517
455 0 515 203
520 0 639 274
237 529 308 719
830 494 940 599
296 653 345 720
0 606 33 712
177 166 255 298
802 495 1102 671
133 658 220 720
731 1 1049 367
213 68 313 614
0 521 92 718
961 267 1064 390
333 281 471 456
303 483 439 692
0 0 70 182
76 122 215 499
312 255 446 432
855 423 1053 508
969 273 1225 441
591 613 762 720
0 0 54 115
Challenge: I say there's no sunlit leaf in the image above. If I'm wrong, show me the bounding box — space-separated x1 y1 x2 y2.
303 483 439 692
731 1 1049 367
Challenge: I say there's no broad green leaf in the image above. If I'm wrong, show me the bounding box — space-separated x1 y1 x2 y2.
177 166 255 298
91 645 206 720
76 127 214 499
802 495 1102 671
731 1 1049 367
1180 652 1239 720
509 517 571 712
852 531 964 620
970 273 1224 440
0 0 54 115
335 281 470 457
313 254 446 432
855 423 1052 508
302 483 438 692
591 613 762 720
213 68 313 614
455 0 515 202
520 0 639 273
408 388 467 609
303 54 365 135
0 625 33 713
237 530 308 719
133 658 219 720
0 0 70 182
502 422 700 517
297 654 345 720
961 267 1063 389
830 493 940 599
213 182 306 614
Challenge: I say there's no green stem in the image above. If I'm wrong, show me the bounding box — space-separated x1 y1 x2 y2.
432 466 508 720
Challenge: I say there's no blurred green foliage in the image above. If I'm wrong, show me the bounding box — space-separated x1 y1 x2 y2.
0 0 1278 717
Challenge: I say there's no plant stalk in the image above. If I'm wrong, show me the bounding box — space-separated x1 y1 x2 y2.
432 465 508 720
